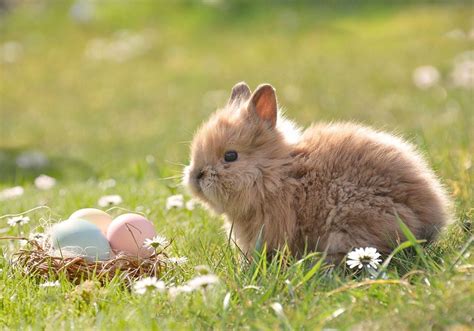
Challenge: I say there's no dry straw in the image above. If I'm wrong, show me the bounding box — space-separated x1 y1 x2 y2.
2 236 170 286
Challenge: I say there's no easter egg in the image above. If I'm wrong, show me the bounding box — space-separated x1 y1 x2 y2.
50 219 111 261
69 208 112 234
106 213 156 257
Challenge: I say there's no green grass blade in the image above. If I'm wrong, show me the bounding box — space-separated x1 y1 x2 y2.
296 253 326 288
397 216 431 268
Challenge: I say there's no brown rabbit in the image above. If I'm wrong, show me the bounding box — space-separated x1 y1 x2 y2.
184 82 451 261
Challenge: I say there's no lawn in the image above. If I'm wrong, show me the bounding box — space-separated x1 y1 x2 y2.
0 1 473 330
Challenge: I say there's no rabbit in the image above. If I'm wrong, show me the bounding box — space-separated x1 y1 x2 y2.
184 82 451 262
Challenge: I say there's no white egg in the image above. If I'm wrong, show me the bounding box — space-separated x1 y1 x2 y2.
69 208 112 234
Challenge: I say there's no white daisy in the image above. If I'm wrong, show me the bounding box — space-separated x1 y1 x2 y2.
187 274 219 290
39 280 60 288
0 186 24 201
168 284 194 298
97 194 122 207
412 65 440 89
346 247 382 270
166 194 184 210
34 174 56 190
145 155 155 164
166 256 188 265
143 235 169 250
133 277 165 295
451 51 474 89
7 216 30 227
185 199 197 211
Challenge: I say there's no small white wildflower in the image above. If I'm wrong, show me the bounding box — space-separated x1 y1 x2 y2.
346 247 382 270
168 284 194 298
413 65 440 89
223 292 231 310
270 302 285 318
143 235 169 250
39 280 60 288
7 216 30 227
187 274 219 290
133 277 165 295
167 256 188 265
0 186 24 201
451 51 474 88
98 194 122 207
166 194 184 210
145 155 155 164
185 199 197 211
34 174 56 190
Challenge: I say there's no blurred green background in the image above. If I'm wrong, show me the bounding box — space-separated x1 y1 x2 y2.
0 0 472 204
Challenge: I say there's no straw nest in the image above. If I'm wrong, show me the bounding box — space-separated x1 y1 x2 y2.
4 236 171 286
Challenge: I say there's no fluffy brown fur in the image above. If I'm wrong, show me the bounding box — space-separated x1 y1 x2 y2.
184 82 451 261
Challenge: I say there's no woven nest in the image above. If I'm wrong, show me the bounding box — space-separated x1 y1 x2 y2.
5 236 171 286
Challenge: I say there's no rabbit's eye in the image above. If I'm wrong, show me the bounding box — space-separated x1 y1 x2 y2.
224 150 238 162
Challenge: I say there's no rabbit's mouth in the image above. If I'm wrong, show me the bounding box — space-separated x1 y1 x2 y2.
183 165 201 193
198 169 219 198
184 165 218 201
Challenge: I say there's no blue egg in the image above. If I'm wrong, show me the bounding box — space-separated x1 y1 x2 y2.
50 219 111 261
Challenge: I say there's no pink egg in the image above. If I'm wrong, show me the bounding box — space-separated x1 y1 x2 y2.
106 213 157 257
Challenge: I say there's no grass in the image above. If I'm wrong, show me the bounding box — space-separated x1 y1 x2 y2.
0 1 473 330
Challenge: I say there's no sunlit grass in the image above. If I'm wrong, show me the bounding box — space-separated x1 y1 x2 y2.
0 1 473 329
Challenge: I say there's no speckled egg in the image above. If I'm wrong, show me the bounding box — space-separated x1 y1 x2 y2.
69 208 112 234
106 213 156 257
50 219 111 261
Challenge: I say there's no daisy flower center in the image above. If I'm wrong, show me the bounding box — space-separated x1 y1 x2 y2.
359 255 373 265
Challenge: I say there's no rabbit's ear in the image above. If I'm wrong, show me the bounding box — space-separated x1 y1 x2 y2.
228 82 251 105
249 84 277 128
